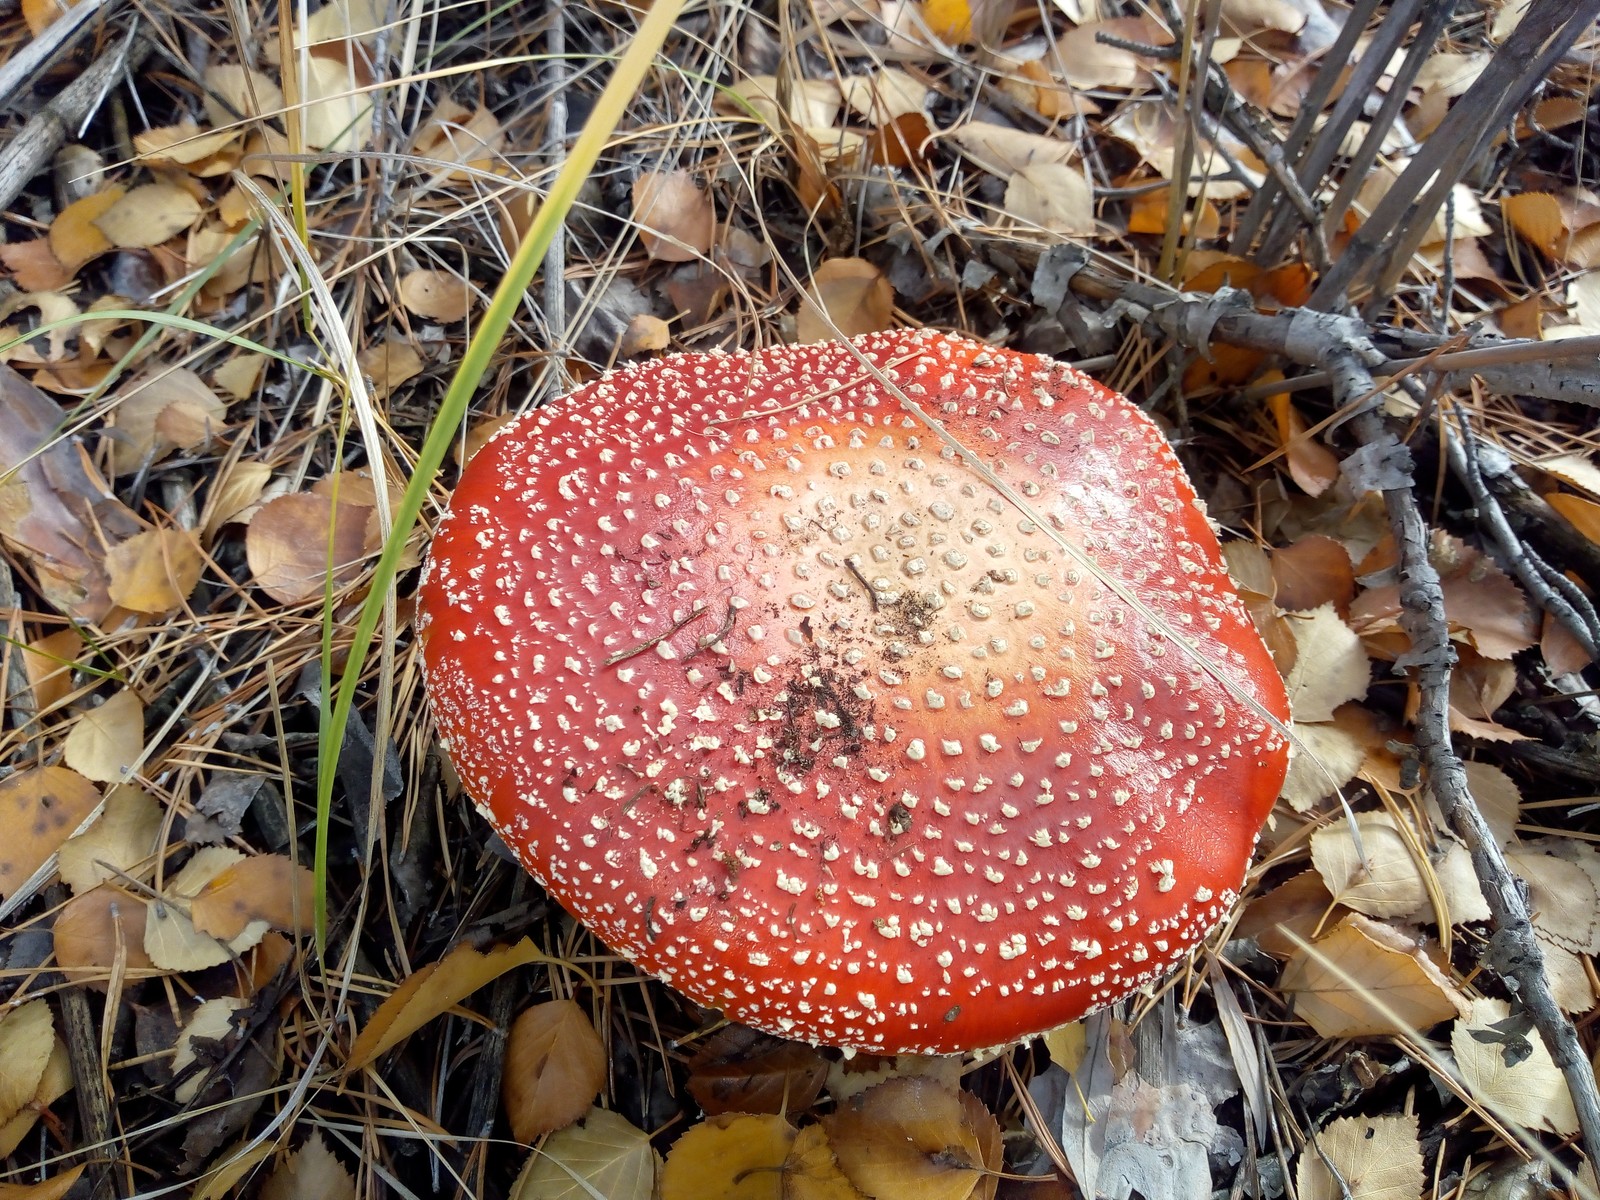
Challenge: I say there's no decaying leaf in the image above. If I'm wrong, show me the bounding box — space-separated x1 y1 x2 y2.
0 1001 55 1129
1297 1112 1422 1200
412 98 506 181
245 491 373 604
357 337 425 398
172 997 247 1104
347 939 556 1070
502 1000 608 1142
0 1034 74 1159
822 1077 1002 1200
0 765 102 899
509 1108 660 1200
660 1112 796 1200
297 52 375 152
1004 162 1096 236
1280 705 1376 812
783 1123 869 1200
108 366 228 475
92 183 203 249
104 528 205 614
687 1026 830 1116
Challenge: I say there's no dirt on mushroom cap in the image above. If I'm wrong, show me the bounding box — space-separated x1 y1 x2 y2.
416 329 1290 1054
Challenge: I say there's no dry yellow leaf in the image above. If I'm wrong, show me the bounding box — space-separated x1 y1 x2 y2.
619 313 671 357
63 689 144 784
1284 604 1371 723
0 1164 83 1200
298 53 375 152
1296 1113 1421 1200
0 1001 54 1129
104 528 204 614
838 70 929 121
509 1109 660 1200
503 1000 608 1142
92 183 202 249
0 239 71 292
633 170 716 263
213 353 266 400
1279 913 1468 1038
134 121 241 173
203 461 274 541
1280 708 1372 812
108 366 227 475
724 76 841 130
145 846 267 970
945 120 1074 179
1507 841 1600 955
47 187 123 273
172 997 246 1104
19 628 82 715
57 783 162 894
797 258 894 343
203 63 285 126
1547 491 1600 546
1453 998 1578 1134
398 268 473 322
783 1124 869 1200
1004 162 1096 236
412 99 506 180
661 1113 796 1200
1501 192 1567 258
357 337 425 398
0 1035 73 1159
348 939 557 1070
822 1077 1001 1200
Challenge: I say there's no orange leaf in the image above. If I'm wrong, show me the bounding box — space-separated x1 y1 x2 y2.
502 1000 608 1141
190 853 317 939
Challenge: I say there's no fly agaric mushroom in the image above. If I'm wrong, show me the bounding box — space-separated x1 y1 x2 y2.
417 329 1290 1054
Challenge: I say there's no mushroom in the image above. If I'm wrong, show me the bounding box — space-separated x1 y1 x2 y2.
416 329 1290 1054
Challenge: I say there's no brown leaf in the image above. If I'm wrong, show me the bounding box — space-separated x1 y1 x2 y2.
347 939 555 1070
0 1035 73 1159
0 240 72 291
1234 871 1338 959
92 183 203 248
1272 534 1355 613
63 689 144 783
797 258 894 343
108 366 227 475
1268 394 1339 497
633 170 716 263
245 491 373 604
686 1025 829 1116
398 268 473 322
357 337 425 398
52 885 156 986
412 99 506 181
190 853 317 939
1297 1113 1421 1200
1279 914 1468 1038
0 766 102 898
502 1000 608 1141
1005 162 1096 236
19 627 82 715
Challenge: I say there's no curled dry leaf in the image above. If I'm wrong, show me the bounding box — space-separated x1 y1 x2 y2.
1234 871 1338 959
412 98 506 180
1453 998 1578 1135
203 461 273 542
1296 1113 1421 1200
246 491 372 604
63 689 144 784
133 121 241 174
259 1133 357 1200
632 170 716 263
659 1112 796 1200
0 1165 85 1200
509 1107 660 1200
1279 913 1468 1038
823 1077 1001 1200
0 239 70 291
0 766 101 899
1310 811 1429 920
104 528 204 614
398 268 474 322
52 885 156 985
0 1001 54 1129
347 938 555 1070
57 783 162 893
92 183 203 249
1283 604 1371 723
687 1026 830 1116
797 258 894 343
189 853 317 940
502 1000 608 1142
838 70 929 121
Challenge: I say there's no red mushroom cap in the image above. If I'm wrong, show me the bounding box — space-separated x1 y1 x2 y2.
417 330 1289 1054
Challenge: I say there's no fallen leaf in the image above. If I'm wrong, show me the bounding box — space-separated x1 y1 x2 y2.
259 1133 357 1200
104 528 205 613
784 1124 870 1200
503 1000 608 1141
0 766 101 899
1297 1113 1421 1200
823 1077 1001 1200
1310 811 1429 919
1453 998 1578 1134
19 628 82 715
357 337 425 397
190 853 317 939
48 186 124 273
944 120 1074 178
1234 871 1338 959
52 885 156 985
838 70 930 121
0 240 71 291
398 269 474 322
63 690 145 783
134 121 242 173
510 1108 660 1200
0 1034 74 1159
687 1026 830 1116
1281 707 1373 811
1283 604 1371 723
347 939 557 1070
797 258 894 342
108 366 228 475
0 1001 54 1128
204 63 286 126
92 183 203 248
1005 162 1096 236
619 313 671 357
412 99 506 180
633 170 716 263
298 52 375 152
660 1112 796 1200
1269 394 1340 496
1271 535 1355 613
1279 913 1468 1038
57 783 162 893
246 491 373 604
0 1165 84 1200
172 998 246 1104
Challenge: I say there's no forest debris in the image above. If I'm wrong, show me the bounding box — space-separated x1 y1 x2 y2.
107 366 228 475
104 527 204 613
92 182 203 247
172 997 246 1104
245 491 372 603
797 258 894 342
0 1000 54 1129
1310 811 1429 919
52 885 156 984
687 1026 829 1116
1004 162 1096 236
820 1077 1001 1200
1283 604 1371 723
502 1000 607 1141
189 853 316 939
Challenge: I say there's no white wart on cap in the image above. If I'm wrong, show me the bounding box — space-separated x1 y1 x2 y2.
417 329 1290 1054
